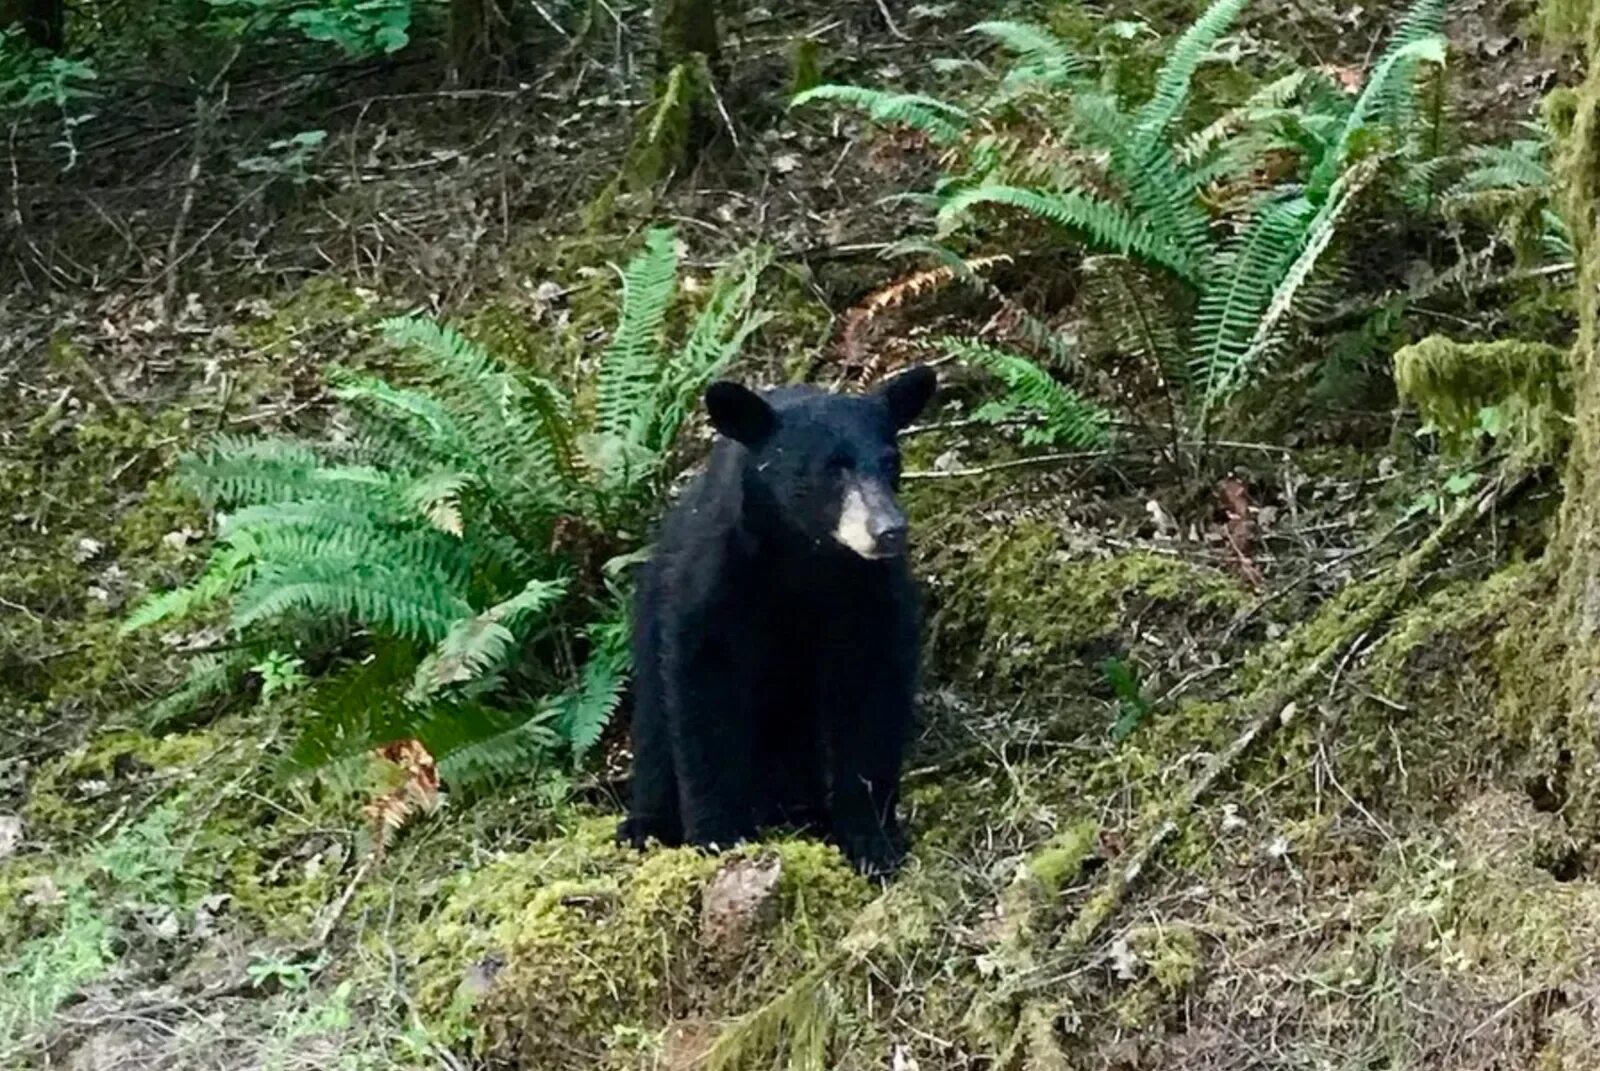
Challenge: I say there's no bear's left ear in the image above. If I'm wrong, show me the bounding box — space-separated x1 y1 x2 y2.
876 365 937 431
705 381 778 447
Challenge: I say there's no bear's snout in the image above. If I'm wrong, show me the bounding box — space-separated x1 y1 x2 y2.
835 479 909 559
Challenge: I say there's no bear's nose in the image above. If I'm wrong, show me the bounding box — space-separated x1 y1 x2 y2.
871 519 908 556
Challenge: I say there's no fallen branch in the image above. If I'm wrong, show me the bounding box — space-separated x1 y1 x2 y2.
979 467 1531 1065
1057 466 1526 957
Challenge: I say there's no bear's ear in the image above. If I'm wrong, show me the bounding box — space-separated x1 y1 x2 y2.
705 381 778 446
876 365 937 430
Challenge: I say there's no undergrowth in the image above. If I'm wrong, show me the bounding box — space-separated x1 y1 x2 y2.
122 227 771 788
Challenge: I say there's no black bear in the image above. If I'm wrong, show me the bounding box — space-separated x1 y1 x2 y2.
619 366 936 876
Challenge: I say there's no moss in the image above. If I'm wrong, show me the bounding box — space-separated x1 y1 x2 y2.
1393 335 1571 461
407 818 870 1069
922 519 1247 709
1026 819 1100 895
237 275 371 352
23 729 219 840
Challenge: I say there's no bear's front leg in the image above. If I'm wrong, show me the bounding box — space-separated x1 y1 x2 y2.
819 592 917 878
664 630 760 851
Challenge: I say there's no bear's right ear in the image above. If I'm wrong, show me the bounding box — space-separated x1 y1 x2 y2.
705 382 778 447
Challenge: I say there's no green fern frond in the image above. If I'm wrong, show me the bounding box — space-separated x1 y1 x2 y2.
969 20 1087 98
379 315 573 514
597 227 679 448
435 706 563 788
1449 140 1552 194
1080 255 1189 389
1177 71 1312 165
655 246 774 456
939 337 1111 448
219 497 475 588
1192 195 1319 406
1129 0 1250 154
121 540 255 634
552 602 631 759
1308 34 1447 196
333 375 477 466
790 84 970 144
1223 159 1382 402
410 576 569 702
404 471 475 537
231 557 471 643
179 437 325 508
142 649 259 730
939 185 1201 283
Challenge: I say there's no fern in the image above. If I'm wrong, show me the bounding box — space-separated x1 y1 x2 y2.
231 557 471 643
940 337 1112 448
1130 0 1250 154
410 577 569 702
970 20 1087 100
129 225 767 778
551 600 632 759
1191 195 1319 405
1216 158 1384 404
435 706 563 788
596 227 679 450
790 85 970 144
1307 34 1447 197
940 184 1200 282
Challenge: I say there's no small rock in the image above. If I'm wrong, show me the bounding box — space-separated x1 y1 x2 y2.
462 952 505 998
892 1044 921 1071
24 874 63 908
0 814 22 859
1109 935 1140 980
700 854 784 957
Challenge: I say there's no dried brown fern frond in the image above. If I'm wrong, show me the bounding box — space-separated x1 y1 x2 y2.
838 254 1013 373
365 738 441 855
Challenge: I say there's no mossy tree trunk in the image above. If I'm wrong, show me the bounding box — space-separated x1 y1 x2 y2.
1537 6 1600 829
654 0 719 70
636 0 719 184
2 0 63 50
449 0 523 85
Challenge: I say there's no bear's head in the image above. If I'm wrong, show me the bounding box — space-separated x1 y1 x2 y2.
703 366 936 560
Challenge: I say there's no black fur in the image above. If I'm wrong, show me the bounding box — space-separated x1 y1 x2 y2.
618 367 935 877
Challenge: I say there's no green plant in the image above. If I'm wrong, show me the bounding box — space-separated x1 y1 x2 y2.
794 0 1451 445
289 0 410 55
1444 122 1573 264
125 227 770 785
203 0 411 57
1102 656 1153 742
0 28 97 167
239 129 328 183
937 337 1111 448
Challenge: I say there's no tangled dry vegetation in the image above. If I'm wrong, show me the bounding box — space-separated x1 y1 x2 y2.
3 0 1598 1069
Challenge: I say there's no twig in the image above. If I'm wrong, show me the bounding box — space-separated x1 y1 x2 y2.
161 49 239 320
902 450 1109 480
872 0 910 40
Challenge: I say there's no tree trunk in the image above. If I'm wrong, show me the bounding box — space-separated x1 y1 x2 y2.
448 0 522 85
653 0 719 72
1535 6 1600 828
1 0 64 51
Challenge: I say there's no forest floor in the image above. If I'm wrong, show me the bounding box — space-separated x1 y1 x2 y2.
1 0 1593 1068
